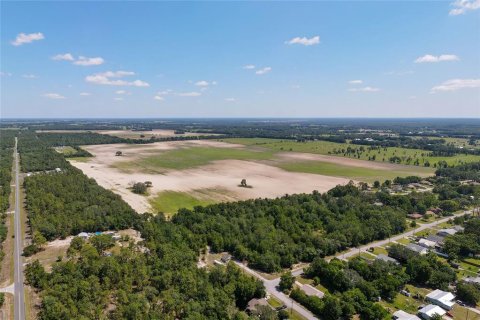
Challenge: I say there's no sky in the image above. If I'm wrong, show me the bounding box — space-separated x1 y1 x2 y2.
1 1 479 118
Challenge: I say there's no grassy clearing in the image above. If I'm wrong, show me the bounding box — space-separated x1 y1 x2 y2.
149 190 215 216
372 247 388 255
268 296 284 308
223 138 480 167
276 160 429 183
115 146 274 172
54 146 77 155
452 304 480 320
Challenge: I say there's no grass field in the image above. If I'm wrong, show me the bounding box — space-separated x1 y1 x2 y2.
277 160 431 183
54 146 77 155
115 146 274 172
149 190 216 215
223 138 480 167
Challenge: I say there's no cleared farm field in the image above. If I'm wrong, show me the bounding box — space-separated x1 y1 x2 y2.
277 160 432 183
70 138 442 214
113 146 275 172
223 138 480 167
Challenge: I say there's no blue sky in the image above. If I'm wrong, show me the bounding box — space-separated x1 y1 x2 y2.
1 1 479 118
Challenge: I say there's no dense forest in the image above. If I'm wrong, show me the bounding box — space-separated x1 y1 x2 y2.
0 130 15 264
24 167 139 240
25 217 265 319
171 184 408 273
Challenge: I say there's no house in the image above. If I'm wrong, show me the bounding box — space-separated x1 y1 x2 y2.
77 232 90 240
437 228 458 237
418 239 436 249
376 254 399 264
418 304 446 319
407 213 423 220
246 298 271 314
430 208 443 215
426 235 445 246
220 254 232 264
393 310 421 320
406 243 428 255
464 276 480 285
426 289 455 310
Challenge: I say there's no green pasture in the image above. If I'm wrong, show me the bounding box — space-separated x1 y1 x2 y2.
223 138 480 167
149 190 215 216
114 146 274 172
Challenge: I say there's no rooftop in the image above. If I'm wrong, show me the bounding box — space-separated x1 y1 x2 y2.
418 304 446 317
393 310 421 320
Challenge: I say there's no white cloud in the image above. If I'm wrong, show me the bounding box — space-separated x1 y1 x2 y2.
256 67 272 75
0 72 12 77
79 92 91 96
349 80 363 84
385 70 415 76
115 90 127 94
430 79 480 93
291 85 301 89
43 93 65 99
195 80 209 87
243 65 256 70
22 74 37 79
52 53 75 61
449 0 480 15
157 89 172 95
177 91 202 97
114 97 124 101
286 36 320 46
11 32 44 46
348 86 380 92
85 71 149 87
154 95 165 101
74 56 104 66
225 98 236 102
415 54 459 63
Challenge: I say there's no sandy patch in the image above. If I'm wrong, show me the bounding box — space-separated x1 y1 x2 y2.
278 152 408 170
70 141 351 213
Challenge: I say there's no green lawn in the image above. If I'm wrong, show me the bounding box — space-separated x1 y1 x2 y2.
372 247 388 255
115 146 274 172
276 160 430 183
223 138 480 167
149 190 215 216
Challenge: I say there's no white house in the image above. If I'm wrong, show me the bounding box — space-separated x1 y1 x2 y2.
426 289 455 310
77 232 90 240
407 243 428 255
418 239 436 249
393 310 421 320
418 304 446 319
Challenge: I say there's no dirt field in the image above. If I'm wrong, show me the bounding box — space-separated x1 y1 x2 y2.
70 140 352 213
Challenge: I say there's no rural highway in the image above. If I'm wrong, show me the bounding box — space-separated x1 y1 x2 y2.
13 137 25 320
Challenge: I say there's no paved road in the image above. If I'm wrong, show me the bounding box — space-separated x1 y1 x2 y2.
233 261 318 320
13 137 25 320
332 209 471 261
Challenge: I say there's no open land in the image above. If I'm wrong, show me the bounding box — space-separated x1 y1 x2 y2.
69 139 439 215
38 129 218 140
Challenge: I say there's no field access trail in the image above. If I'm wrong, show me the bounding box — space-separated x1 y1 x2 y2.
13 137 25 320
